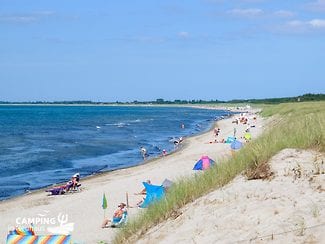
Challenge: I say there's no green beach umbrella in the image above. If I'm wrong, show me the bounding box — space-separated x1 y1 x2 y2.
102 193 107 210
102 193 108 219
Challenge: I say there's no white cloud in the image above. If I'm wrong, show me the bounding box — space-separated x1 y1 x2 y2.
0 15 37 23
0 11 55 23
287 20 304 26
178 31 190 39
306 0 325 12
274 10 295 18
283 18 325 32
227 8 264 17
309 19 325 28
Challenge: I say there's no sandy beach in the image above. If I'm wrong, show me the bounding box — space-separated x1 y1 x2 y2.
0 108 264 243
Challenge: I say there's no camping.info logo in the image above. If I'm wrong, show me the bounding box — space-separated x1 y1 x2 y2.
12 210 74 235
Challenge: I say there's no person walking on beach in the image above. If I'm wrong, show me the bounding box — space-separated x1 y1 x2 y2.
214 127 220 137
140 147 147 160
233 127 237 138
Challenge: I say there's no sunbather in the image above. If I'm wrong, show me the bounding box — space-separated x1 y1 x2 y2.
134 179 151 195
70 173 81 190
46 181 73 195
46 173 81 195
101 203 128 228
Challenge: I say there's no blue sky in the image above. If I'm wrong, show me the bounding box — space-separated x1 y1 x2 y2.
0 0 324 102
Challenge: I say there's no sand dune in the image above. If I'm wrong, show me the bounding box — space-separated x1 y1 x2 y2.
137 149 325 244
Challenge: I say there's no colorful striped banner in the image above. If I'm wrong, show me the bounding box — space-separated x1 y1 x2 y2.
6 235 38 244
6 235 71 244
37 235 71 244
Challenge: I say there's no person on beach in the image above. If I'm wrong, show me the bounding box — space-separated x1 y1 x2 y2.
101 203 128 228
140 147 147 160
134 180 151 195
173 137 183 148
133 180 152 207
233 127 237 138
214 127 220 137
162 149 167 156
71 173 80 190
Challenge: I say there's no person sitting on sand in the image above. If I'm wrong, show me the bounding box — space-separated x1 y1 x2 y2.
133 180 152 207
67 173 81 191
134 180 151 195
101 203 128 228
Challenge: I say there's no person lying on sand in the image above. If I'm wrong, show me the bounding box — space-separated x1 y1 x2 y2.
101 203 128 228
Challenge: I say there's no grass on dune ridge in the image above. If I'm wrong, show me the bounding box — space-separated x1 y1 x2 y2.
113 101 325 244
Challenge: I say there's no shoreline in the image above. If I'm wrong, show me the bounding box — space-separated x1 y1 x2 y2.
0 108 260 243
0 108 235 203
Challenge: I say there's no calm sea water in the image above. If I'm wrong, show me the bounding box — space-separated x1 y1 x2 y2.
0 105 231 200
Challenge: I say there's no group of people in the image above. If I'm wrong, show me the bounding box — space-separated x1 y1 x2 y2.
46 173 81 195
139 122 187 160
140 145 170 160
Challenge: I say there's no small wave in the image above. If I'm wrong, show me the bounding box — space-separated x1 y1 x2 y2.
128 118 154 123
105 122 130 127
129 119 141 123
7 146 26 151
117 122 130 128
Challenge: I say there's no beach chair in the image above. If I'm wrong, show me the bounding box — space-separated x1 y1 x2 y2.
111 211 128 228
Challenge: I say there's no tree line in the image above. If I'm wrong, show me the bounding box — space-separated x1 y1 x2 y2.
0 93 324 105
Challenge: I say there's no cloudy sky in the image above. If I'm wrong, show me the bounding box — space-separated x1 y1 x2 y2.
0 0 324 102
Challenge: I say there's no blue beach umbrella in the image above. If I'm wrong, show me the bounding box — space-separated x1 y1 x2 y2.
230 140 243 150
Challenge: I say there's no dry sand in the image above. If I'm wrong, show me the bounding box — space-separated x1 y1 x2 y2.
137 149 325 244
0 109 264 243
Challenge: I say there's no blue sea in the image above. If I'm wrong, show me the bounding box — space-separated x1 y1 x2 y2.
0 105 231 200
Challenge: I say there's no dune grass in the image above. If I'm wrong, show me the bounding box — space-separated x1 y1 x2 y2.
113 101 325 244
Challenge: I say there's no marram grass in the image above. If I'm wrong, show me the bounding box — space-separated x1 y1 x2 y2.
113 101 325 244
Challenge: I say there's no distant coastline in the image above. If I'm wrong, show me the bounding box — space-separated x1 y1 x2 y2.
0 93 324 105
